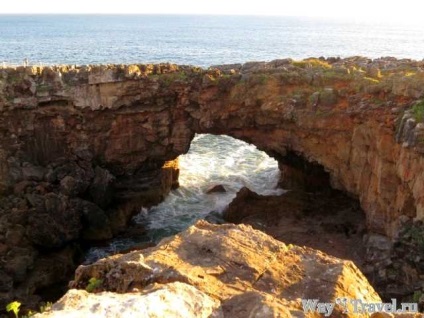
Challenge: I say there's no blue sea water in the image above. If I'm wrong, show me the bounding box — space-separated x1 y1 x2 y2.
0 14 423 67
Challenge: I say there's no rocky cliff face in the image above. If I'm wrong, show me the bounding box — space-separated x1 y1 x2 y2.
1 57 424 309
2 58 424 236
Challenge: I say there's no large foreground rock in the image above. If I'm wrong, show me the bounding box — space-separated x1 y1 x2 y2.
34 282 221 318
36 220 382 317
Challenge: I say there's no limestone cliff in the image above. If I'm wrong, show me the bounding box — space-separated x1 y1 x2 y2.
1 57 424 309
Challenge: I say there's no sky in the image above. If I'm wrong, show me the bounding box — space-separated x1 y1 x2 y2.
0 0 422 22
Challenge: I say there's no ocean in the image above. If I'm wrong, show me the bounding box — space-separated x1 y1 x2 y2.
0 14 423 67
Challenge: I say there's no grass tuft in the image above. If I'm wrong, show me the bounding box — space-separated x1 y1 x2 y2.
412 100 424 122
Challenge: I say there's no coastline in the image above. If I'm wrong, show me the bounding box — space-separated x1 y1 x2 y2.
1 56 424 315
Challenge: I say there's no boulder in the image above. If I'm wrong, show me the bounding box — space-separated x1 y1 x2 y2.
26 193 82 249
0 270 13 292
22 164 47 181
50 162 93 194
3 247 36 283
59 176 78 196
222 187 368 271
223 187 305 224
13 180 35 194
89 166 115 208
34 282 222 318
206 184 226 194
72 199 113 241
68 221 381 317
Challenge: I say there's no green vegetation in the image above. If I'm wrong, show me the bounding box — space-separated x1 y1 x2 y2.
39 302 53 313
159 71 188 86
6 301 21 318
256 74 269 85
403 223 424 251
292 58 332 69
354 77 383 93
5 300 52 318
238 73 271 86
86 277 103 292
319 69 353 85
412 100 424 122
413 290 423 303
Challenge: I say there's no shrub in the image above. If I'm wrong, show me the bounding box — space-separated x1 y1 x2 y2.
293 58 332 69
412 100 424 122
39 302 53 313
86 277 103 292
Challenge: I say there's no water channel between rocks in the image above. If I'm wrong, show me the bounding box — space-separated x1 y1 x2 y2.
84 133 368 289
84 134 284 263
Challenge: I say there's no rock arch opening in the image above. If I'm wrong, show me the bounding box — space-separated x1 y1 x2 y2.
139 133 283 236
84 133 283 261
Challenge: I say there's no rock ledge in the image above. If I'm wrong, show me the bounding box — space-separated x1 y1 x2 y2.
38 220 383 317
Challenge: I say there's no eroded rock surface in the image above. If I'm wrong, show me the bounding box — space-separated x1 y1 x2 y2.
34 282 222 318
0 158 179 310
223 187 366 265
64 220 381 318
222 186 424 304
1 57 424 309
1 58 424 236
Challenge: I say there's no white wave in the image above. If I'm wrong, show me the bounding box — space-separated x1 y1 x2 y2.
85 134 284 263
137 134 282 234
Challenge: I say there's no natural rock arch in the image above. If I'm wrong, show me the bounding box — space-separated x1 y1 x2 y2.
1 57 424 308
1 58 423 239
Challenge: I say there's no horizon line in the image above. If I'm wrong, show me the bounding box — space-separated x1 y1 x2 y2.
0 12 398 18
0 13 420 25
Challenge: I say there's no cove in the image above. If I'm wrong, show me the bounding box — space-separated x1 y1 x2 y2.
84 133 283 263
1 57 424 313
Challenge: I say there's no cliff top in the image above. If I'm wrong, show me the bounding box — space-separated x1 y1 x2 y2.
1 55 424 74
1 56 423 113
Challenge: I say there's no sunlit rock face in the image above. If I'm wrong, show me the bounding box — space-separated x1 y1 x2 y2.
64 221 381 318
34 282 222 318
1 59 424 235
1 57 424 307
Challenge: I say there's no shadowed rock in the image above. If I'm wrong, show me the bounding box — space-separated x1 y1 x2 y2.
206 184 227 194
